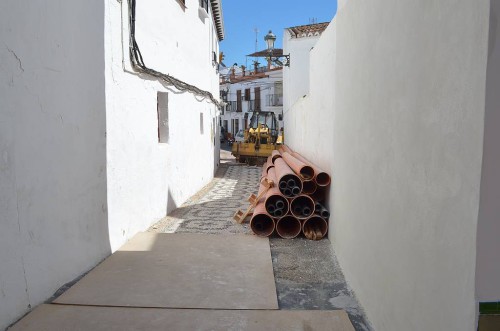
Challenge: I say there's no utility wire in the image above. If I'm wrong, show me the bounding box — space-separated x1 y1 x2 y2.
127 0 221 107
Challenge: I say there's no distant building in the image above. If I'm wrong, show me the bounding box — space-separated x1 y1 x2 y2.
220 58 283 138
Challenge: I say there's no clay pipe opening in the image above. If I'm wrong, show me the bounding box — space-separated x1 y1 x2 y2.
291 195 315 219
275 158 303 197
302 216 328 240
250 203 275 237
265 195 289 217
276 215 302 239
302 180 317 195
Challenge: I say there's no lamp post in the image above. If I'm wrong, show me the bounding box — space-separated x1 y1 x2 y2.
264 30 290 67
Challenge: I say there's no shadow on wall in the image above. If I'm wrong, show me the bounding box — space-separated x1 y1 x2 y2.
166 187 178 216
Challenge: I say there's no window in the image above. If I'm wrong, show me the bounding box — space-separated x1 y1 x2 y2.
235 119 239 135
200 113 204 134
157 92 169 143
244 88 251 101
236 90 242 112
200 0 209 12
254 87 261 110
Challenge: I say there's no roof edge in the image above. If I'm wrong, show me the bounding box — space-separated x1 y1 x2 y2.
210 0 225 41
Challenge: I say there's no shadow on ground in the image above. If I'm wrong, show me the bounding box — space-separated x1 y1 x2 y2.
149 162 372 331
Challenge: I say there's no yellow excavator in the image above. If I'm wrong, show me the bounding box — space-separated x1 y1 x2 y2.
232 111 283 165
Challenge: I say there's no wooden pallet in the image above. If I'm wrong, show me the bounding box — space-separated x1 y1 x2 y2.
234 177 273 224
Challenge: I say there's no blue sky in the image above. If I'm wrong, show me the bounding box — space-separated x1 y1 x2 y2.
220 1 337 67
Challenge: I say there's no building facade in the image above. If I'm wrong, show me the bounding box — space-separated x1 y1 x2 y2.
0 0 223 329
220 63 283 138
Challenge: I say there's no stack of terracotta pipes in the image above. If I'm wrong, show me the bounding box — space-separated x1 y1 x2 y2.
249 145 331 240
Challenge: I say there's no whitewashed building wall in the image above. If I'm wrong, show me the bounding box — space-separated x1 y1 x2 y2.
0 0 223 328
105 0 223 250
284 1 494 330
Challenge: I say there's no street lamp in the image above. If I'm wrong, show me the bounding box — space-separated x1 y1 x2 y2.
264 30 290 67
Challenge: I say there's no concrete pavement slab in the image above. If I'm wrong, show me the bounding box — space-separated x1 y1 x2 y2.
54 233 278 310
10 304 354 331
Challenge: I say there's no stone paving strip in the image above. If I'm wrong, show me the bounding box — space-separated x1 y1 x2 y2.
149 164 373 331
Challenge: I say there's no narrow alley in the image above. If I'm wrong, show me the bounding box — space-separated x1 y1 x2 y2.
10 148 370 331
2 1 499 330
148 147 372 331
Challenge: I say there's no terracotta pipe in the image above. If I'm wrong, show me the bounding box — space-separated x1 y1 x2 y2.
290 195 315 219
260 163 268 180
275 200 285 209
250 202 275 237
286 178 297 188
274 158 303 197
291 152 331 187
276 215 301 239
309 187 326 203
281 144 293 154
302 180 317 195
271 150 282 164
265 160 274 176
282 152 314 180
314 202 330 219
265 168 290 217
302 216 328 240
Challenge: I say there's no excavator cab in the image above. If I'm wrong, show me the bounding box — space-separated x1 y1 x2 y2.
232 111 282 165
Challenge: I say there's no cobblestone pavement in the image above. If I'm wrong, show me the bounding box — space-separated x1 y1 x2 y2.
149 163 372 331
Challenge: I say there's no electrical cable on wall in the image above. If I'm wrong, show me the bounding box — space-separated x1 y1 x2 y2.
127 0 221 106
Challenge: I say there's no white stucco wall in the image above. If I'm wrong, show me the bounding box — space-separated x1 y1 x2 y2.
0 1 109 329
283 34 321 112
0 0 222 328
284 1 490 330
105 0 220 250
476 0 500 303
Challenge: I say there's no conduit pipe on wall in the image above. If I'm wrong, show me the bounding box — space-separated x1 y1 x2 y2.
292 152 331 187
302 216 328 240
276 215 302 239
282 152 314 180
274 158 303 197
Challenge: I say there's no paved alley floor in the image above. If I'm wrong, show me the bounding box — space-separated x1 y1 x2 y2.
149 163 372 331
